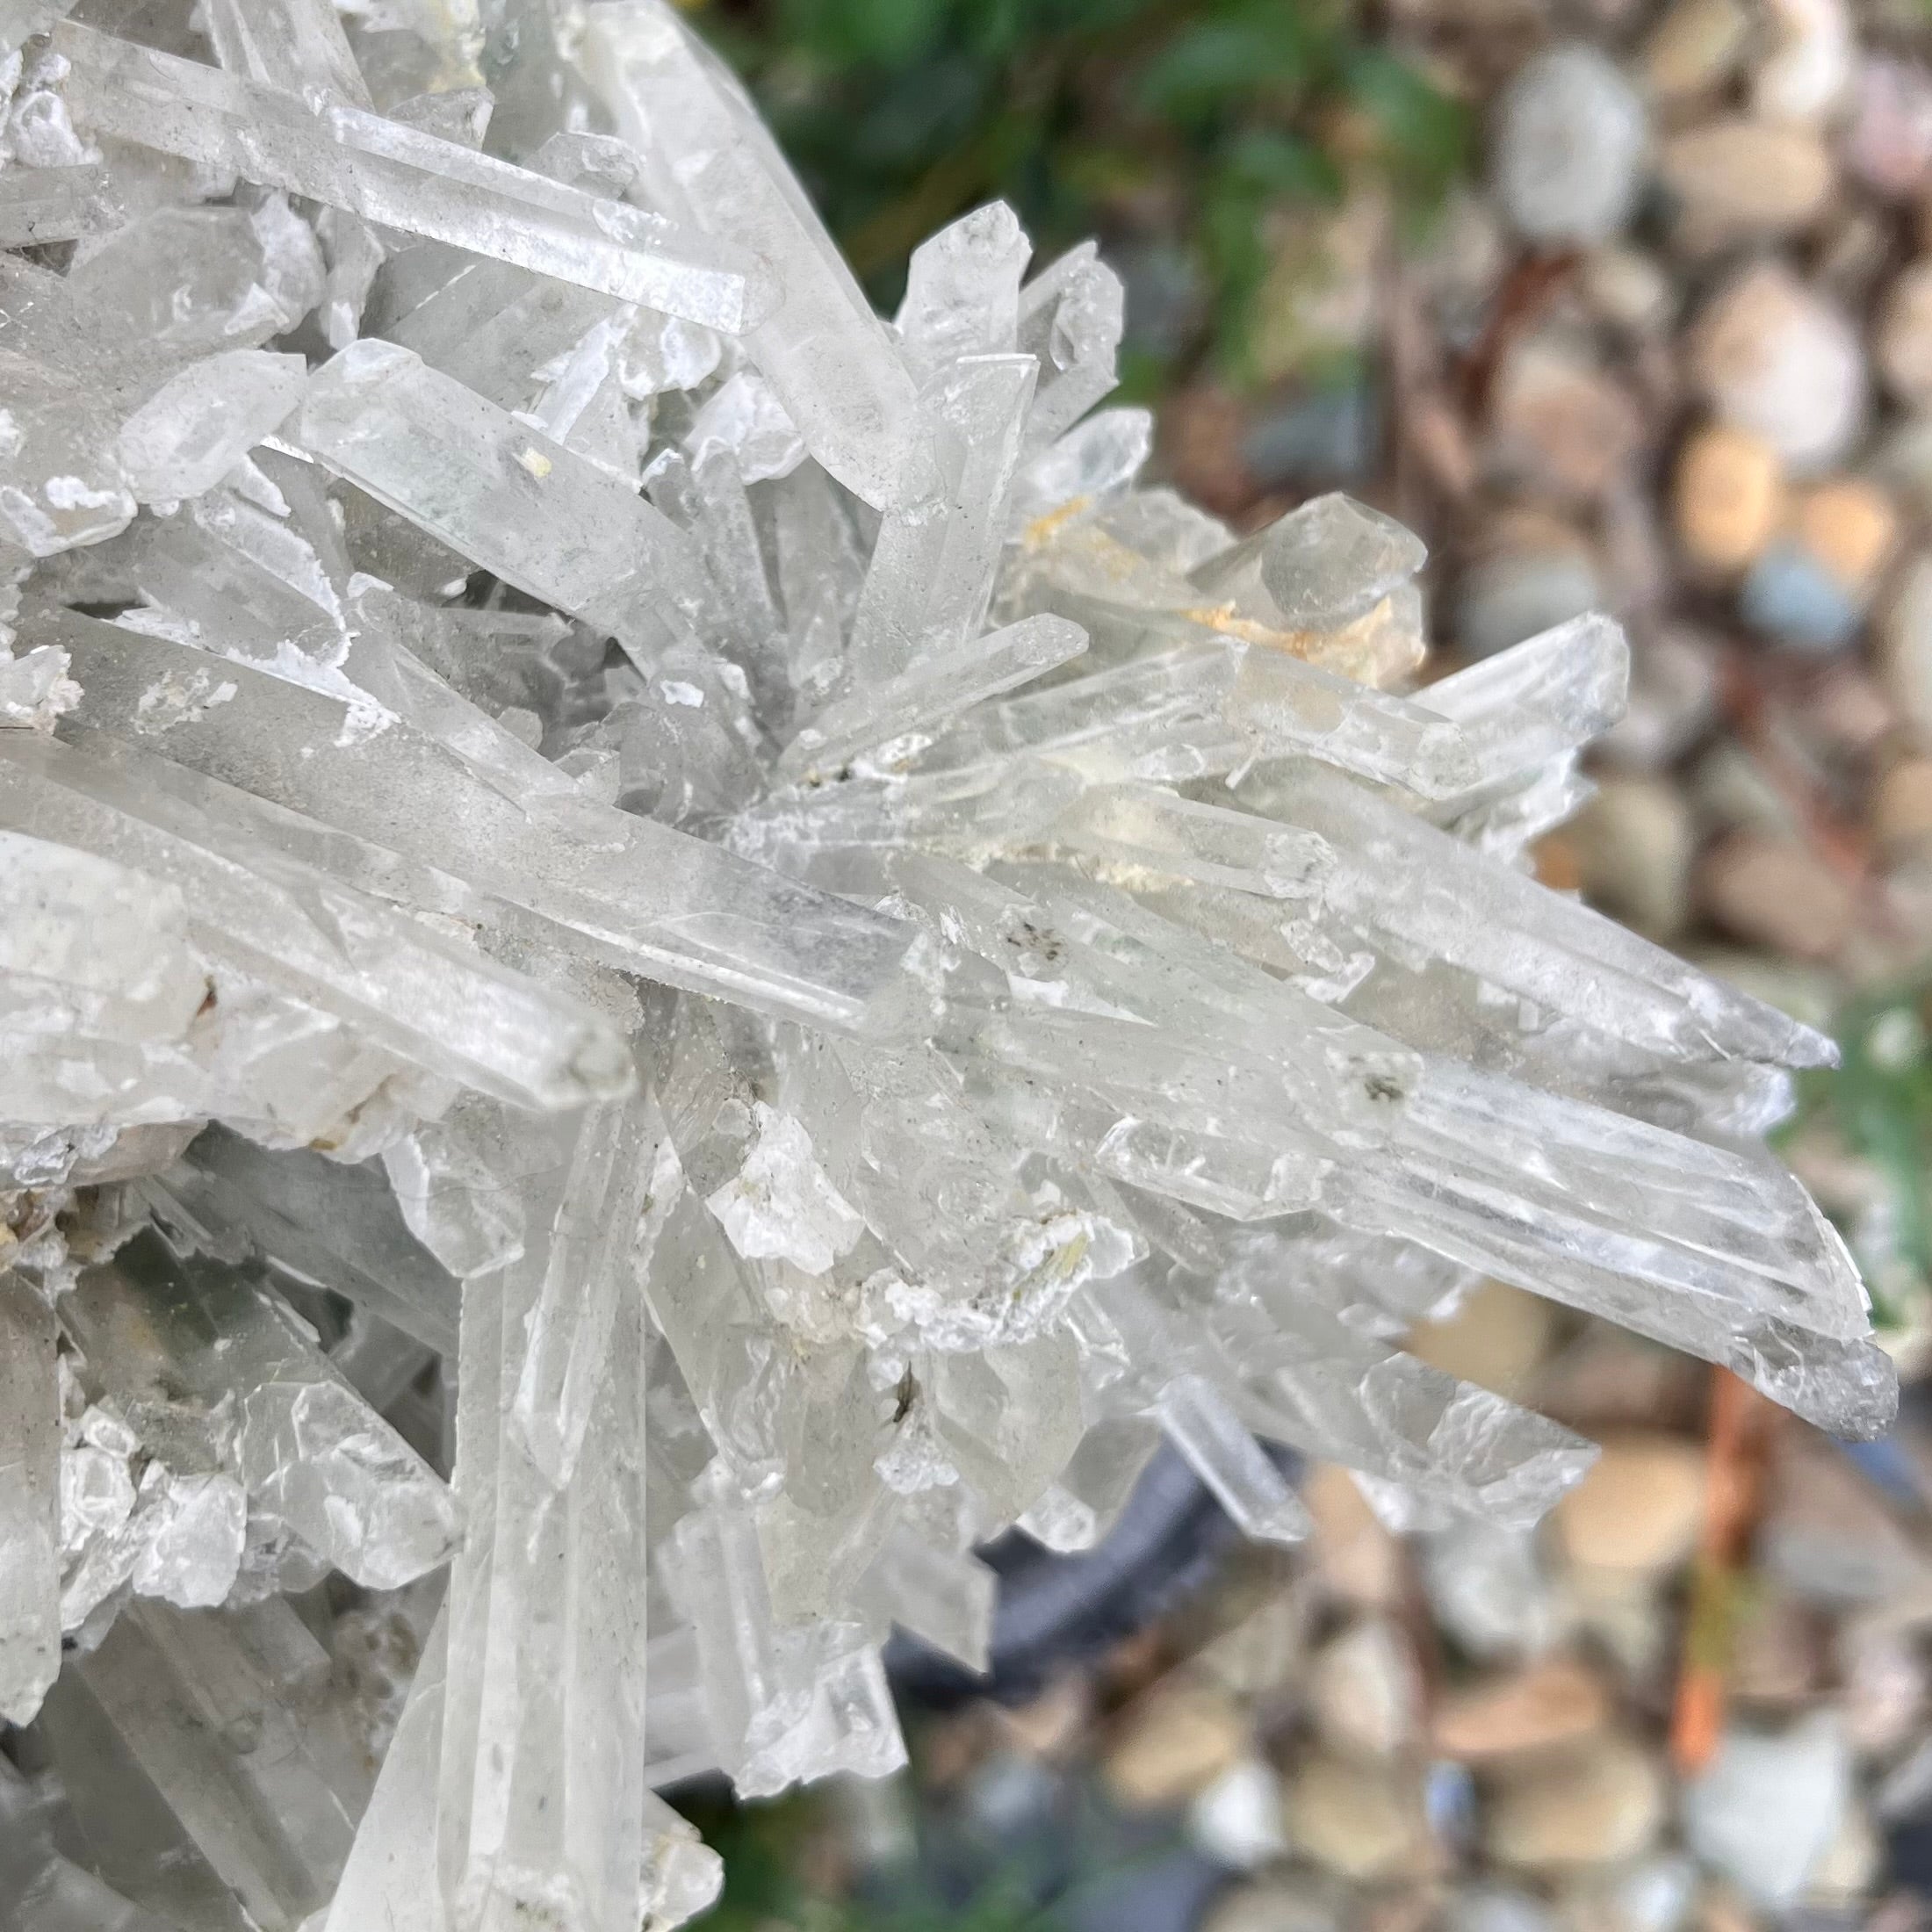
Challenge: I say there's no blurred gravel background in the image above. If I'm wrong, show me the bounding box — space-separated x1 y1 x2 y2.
668 1 1932 1926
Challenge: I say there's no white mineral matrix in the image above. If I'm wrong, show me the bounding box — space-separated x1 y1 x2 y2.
0 2 1894 1927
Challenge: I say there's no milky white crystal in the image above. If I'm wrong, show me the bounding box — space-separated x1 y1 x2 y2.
0 2 1893 1928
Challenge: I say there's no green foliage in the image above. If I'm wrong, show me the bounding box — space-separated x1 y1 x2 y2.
705 0 1469 386
1786 987 1932 1337
684 1783 1070 1932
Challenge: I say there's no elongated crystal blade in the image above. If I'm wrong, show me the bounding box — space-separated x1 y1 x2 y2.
578 0 921 506
54 23 773 332
0 1272 60 1727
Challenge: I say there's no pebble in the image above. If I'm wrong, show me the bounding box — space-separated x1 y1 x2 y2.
1582 249 1677 338
1492 45 1648 247
1878 260 1932 409
1103 1675 1251 1810
1489 335 1644 500
1847 56 1932 198
1757 1434 1932 1607
1301 1461 1406 1610
1872 415 1932 524
1806 1804 1883 1904
1739 543 1862 652
1552 1431 1705 1574
1792 476 1898 592
1672 423 1784 573
1484 1735 1667 1870
1692 742 1806 839
1699 831 1856 960
1568 778 1696 938
1433 1658 1612 1763
1189 1757 1290 1870
1680 1714 1851 1908
1407 1280 1561 1398
1284 1752 1431 1881
1882 550 1932 738
1750 0 1855 124
1421 1518 1563 1662
1242 386 1380 491
1600 624 1719 769
1873 755 1932 851
1200 1879 1342 1932
1656 120 1835 241
1308 1617 1423 1759
1688 263 1866 472
1640 0 1750 99
1839 1622 1927 1756
1726 1588 1828 1705
1452 1886 1559 1932
1559 1855 1701 1932
1455 515 1605 660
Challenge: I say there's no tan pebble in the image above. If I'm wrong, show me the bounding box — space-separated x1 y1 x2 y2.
1284 1753 1429 1881
1699 833 1857 962
1406 1280 1560 1398
1553 1431 1706 1573
1883 551 1932 739
1873 759 1932 850
1674 423 1784 572
1432 1657 1612 1762
1642 0 1753 97
1484 1734 1666 1870
1102 1676 1250 1810
995 1674 1089 1759
1308 1617 1422 1759
1570 776 1696 941
1657 120 1834 237
1792 478 1899 592
1490 337 1645 500
1879 260 1932 410
1301 1461 1405 1609
1807 666 1897 753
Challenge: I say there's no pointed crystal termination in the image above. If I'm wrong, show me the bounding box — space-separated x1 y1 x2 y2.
0 1272 60 1727
54 23 775 333
1157 1374 1312 1546
1194 491 1429 632
201 0 373 106
578 0 922 508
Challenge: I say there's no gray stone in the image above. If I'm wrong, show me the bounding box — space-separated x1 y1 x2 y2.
1492 45 1648 248
1680 1714 1851 1908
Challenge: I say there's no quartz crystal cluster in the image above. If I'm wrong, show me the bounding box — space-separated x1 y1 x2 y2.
0 2 1900 1928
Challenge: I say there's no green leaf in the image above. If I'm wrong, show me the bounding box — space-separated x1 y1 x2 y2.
1133 19 1309 122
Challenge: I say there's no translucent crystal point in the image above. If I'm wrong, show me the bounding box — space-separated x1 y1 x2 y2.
579 0 921 507
1194 492 1428 632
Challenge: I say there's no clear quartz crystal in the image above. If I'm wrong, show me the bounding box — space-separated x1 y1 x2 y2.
0 1271 60 1725
0 5 1893 1926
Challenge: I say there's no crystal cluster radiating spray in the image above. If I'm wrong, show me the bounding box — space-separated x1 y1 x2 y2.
0 3 1892 1928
